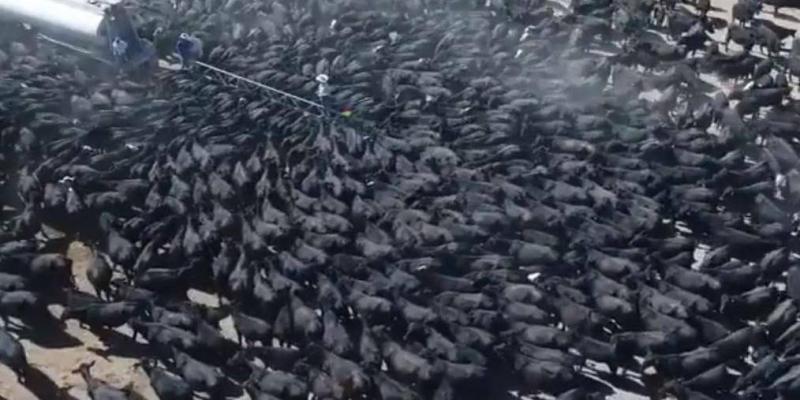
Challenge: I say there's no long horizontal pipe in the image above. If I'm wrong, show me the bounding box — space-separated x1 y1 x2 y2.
0 0 106 44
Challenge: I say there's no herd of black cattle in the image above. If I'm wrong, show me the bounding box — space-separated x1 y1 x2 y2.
8 0 800 399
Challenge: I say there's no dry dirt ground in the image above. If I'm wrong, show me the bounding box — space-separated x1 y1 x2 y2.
0 242 238 399
0 242 158 399
3 1 800 399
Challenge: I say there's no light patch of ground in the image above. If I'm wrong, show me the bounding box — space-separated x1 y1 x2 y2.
0 241 241 400
0 242 157 399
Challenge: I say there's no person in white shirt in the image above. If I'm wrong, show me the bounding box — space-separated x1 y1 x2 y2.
111 37 128 63
316 74 330 115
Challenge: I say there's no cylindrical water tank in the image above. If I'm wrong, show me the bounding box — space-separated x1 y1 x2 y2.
0 0 156 72
0 0 114 46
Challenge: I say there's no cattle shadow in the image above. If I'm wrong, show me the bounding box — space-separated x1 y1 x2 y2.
589 370 649 396
7 315 82 349
573 374 620 397
22 366 79 400
485 367 528 400
38 235 73 254
88 327 153 360
774 12 800 23
218 377 245 399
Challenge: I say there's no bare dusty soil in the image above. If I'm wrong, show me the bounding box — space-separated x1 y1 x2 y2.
0 241 239 399
0 242 157 399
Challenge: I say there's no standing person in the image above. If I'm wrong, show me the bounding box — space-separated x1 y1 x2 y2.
111 37 128 65
175 33 204 68
316 74 330 116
